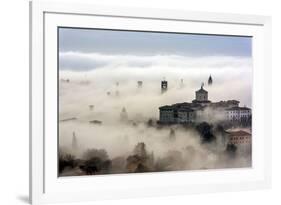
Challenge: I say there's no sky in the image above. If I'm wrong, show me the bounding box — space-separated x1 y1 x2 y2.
58 27 252 71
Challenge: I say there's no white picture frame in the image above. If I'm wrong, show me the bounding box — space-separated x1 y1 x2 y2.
29 1 272 204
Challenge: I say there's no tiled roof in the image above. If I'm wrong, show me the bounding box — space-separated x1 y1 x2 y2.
159 105 173 110
159 101 250 112
211 100 240 105
178 107 194 112
227 130 251 136
159 103 197 111
226 107 251 111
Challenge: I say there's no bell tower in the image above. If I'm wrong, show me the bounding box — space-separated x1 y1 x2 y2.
208 75 213 86
195 83 208 101
161 78 168 93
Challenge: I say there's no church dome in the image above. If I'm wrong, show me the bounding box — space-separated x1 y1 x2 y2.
196 87 208 93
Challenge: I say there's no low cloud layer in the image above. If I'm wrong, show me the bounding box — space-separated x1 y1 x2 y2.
59 52 252 71
59 54 252 174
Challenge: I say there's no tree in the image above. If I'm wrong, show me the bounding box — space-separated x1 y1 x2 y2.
196 122 216 143
79 157 112 175
135 163 149 172
169 128 176 140
126 142 152 173
82 148 109 161
147 118 153 127
133 142 147 157
225 144 237 157
79 148 112 175
215 124 225 133
59 153 76 173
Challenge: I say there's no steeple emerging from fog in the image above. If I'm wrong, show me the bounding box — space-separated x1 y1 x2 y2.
72 132 78 150
194 83 209 102
161 78 168 94
115 82 120 96
208 75 213 86
120 107 129 121
137 81 143 88
180 79 184 89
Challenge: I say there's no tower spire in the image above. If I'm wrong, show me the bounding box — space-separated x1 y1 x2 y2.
180 79 184 88
208 74 213 86
72 132 78 150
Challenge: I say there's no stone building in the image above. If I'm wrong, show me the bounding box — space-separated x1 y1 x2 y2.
193 84 210 103
225 107 252 122
226 130 252 152
227 130 251 145
159 103 196 124
159 85 251 125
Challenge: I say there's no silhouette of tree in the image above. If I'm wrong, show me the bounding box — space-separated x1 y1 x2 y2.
59 153 76 173
147 118 153 127
82 148 109 161
196 122 216 143
126 142 152 173
169 128 176 140
79 157 112 175
225 144 237 157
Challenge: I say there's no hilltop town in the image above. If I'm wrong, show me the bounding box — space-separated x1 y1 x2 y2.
158 83 251 127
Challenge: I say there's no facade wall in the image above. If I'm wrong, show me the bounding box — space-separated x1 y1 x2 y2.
159 110 175 123
225 109 251 121
177 111 195 123
196 92 208 101
229 134 251 145
160 109 195 124
160 107 251 124
228 132 252 153
189 112 195 122
178 111 188 123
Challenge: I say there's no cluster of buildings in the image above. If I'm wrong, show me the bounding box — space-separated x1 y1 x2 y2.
158 81 252 149
159 84 251 125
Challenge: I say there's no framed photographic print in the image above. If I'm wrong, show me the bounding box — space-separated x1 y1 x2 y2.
30 1 272 204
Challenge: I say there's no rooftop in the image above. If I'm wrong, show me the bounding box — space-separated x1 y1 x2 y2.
196 87 208 93
159 102 199 111
192 99 211 103
227 130 251 136
226 107 251 111
178 107 194 112
159 105 174 110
